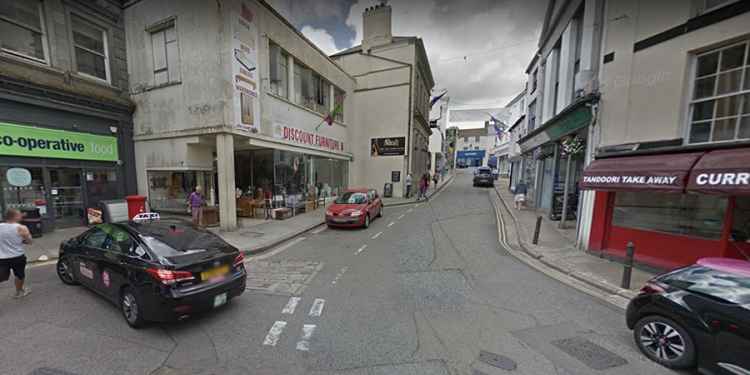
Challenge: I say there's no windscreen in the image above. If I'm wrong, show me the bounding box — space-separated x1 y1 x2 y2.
336 192 367 204
660 265 750 304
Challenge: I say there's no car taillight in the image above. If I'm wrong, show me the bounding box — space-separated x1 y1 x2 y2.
146 268 195 285
640 281 666 295
233 253 245 268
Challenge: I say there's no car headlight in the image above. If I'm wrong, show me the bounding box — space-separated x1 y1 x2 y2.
326 210 333 216
350 210 362 217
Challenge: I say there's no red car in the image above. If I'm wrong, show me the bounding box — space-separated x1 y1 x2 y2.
326 188 383 228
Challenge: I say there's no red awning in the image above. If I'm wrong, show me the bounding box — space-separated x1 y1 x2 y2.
688 148 750 195
580 152 704 192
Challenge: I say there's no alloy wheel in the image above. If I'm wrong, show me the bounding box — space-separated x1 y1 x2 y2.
56 259 77 285
639 321 686 361
122 293 138 324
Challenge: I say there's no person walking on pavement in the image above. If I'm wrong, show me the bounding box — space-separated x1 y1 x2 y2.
264 187 273 220
405 173 413 198
187 185 205 226
514 181 528 210
432 172 439 190
0 209 33 298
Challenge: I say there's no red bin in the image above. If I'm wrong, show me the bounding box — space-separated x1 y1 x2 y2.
125 195 147 220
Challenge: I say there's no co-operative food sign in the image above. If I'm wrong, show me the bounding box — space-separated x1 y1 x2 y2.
0 122 118 162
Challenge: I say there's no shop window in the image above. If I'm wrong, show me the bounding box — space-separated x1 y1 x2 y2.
1 167 45 213
0 0 47 62
85 170 118 209
613 192 727 239
147 171 212 211
71 13 109 82
732 196 750 242
688 41 750 143
269 42 288 99
150 19 180 85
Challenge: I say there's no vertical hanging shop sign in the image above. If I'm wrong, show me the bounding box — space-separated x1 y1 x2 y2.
232 2 260 133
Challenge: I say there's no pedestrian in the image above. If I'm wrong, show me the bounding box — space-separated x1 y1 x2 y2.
264 187 273 220
405 173 413 198
432 172 439 190
187 185 205 226
0 208 33 298
514 181 528 210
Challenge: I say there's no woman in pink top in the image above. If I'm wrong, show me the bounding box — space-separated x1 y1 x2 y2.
187 186 205 226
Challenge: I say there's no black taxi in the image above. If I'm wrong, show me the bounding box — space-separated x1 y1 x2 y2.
56 219 247 328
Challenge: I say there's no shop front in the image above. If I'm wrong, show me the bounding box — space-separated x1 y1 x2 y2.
456 150 485 168
0 120 126 230
582 148 750 270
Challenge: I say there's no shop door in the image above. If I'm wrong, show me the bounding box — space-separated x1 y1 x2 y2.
85 170 120 211
540 157 554 211
50 168 84 227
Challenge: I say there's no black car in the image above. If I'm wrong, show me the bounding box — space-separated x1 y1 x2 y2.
626 258 750 374
56 219 247 328
473 167 494 187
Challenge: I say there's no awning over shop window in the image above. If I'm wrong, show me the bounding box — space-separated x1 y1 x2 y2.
580 152 704 192
688 148 750 195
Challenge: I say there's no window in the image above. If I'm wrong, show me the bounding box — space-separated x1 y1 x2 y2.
463 137 468 142
150 21 180 85
334 87 345 122
530 69 537 93
318 79 330 114
147 171 212 211
294 61 303 105
299 65 315 110
71 14 109 82
0 0 46 62
269 42 288 99
528 100 537 131
572 12 583 98
82 228 108 249
702 0 738 14
474 146 479 150
613 192 727 239
660 265 750 304
98 224 133 253
475 136 480 142
688 41 750 143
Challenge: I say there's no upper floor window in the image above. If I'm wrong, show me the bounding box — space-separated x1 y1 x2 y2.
293 61 303 105
475 136 480 142
334 87 345 122
150 20 180 86
701 0 738 14
530 69 538 93
269 42 288 99
528 99 537 131
463 137 468 142
71 14 109 82
0 0 47 62
688 41 750 144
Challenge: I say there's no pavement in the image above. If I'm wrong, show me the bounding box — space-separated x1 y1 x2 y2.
0 169 683 375
492 178 656 305
382 172 455 207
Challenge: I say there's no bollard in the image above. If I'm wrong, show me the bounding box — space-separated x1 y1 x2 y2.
621 241 635 289
532 216 542 245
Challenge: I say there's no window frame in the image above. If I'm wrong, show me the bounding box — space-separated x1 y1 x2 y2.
70 12 111 84
148 18 180 86
686 40 750 144
0 0 49 64
268 41 289 99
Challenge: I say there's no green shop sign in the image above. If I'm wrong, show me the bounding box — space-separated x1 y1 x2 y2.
519 105 592 153
0 122 118 162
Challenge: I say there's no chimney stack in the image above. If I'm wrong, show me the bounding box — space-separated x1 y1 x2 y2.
362 3 392 52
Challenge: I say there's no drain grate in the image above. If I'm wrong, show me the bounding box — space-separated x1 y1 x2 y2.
472 370 489 375
551 336 628 370
478 350 517 371
28 369 79 375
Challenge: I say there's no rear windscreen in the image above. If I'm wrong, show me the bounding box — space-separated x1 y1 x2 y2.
138 224 232 257
660 265 750 304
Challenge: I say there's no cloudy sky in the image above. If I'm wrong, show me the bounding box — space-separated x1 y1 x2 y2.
267 0 547 109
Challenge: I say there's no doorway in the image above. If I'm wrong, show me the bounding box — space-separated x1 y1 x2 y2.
49 168 84 227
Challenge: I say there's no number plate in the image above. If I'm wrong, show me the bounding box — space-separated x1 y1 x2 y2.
201 265 229 281
213 292 227 308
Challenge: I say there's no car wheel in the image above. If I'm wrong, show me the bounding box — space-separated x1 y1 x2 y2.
56 257 79 285
121 287 146 329
363 214 370 228
634 315 696 369
377 206 383 218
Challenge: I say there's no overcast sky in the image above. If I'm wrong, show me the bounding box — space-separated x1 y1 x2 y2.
268 0 547 109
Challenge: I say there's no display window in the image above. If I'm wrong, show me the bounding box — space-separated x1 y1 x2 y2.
147 171 212 211
1 166 45 212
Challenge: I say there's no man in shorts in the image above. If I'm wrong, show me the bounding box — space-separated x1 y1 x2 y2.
0 208 33 298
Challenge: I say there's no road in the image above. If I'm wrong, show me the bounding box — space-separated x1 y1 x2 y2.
0 171 678 375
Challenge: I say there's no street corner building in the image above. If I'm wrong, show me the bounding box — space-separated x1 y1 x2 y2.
124 1 434 230
0 0 136 232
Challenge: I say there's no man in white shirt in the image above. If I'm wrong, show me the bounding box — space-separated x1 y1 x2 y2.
0 209 33 298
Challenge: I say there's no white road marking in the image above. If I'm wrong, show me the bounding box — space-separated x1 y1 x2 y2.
406 208 413 213
331 266 349 284
281 297 301 315
356 244 368 254
415 203 422 208
248 237 306 261
387 222 395 227
262 321 287 346
397 214 405 220
309 298 326 317
311 226 327 235
296 324 317 351
371 231 383 239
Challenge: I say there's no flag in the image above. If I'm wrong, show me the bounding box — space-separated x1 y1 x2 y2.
487 113 505 139
316 104 343 130
430 90 447 109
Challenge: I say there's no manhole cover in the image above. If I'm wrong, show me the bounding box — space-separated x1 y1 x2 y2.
472 370 488 375
28 369 79 375
478 350 517 371
551 336 628 370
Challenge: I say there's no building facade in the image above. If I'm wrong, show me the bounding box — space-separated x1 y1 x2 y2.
0 0 136 231
494 91 526 178
455 124 494 168
428 94 449 177
580 0 750 270
124 0 355 230
332 4 434 198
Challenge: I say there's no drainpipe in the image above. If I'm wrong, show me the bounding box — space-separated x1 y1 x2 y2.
405 64 414 191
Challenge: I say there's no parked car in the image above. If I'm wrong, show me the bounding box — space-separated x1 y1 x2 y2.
56 219 247 328
326 188 382 228
626 258 750 374
473 167 494 187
